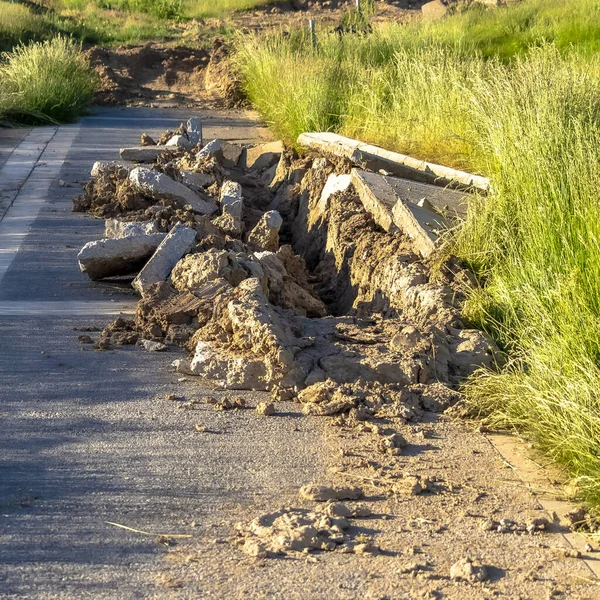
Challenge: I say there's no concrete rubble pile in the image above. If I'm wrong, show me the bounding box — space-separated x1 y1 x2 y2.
73 117 504 420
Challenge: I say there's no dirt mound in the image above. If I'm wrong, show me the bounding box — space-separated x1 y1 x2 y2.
86 44 213 107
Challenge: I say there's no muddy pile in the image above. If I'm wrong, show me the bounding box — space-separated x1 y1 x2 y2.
86 41 242 108
74 118 502 421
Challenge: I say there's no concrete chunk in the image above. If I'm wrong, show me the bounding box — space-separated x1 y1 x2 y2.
132 224 197 296
351 169 398 233
392 198 448 258
297 132 489 191
77 234 166 281
91 160 135 178
178 170 216 192
247 210 283 251
214 180 243 235
186 117 203 146
120 146 171 162
105 219 160 239
129 167 217 215
244 141 285 171
166 134 193 149
196 139 243 167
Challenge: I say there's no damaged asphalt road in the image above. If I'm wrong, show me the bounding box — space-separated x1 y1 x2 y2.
0 107 599 599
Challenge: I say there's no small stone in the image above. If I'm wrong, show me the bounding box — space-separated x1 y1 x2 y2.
77 335 93 344
353 541 379 554
450 557 488 583
393 475 426 496
256 402 276 416
165 394 177 401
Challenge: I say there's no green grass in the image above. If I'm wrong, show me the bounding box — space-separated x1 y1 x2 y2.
236 0 600 507
0 0 278 52
0 36 97 124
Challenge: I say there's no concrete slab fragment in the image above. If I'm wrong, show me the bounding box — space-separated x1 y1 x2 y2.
129 167 217 215
77 233 166 281
132 223 197 296
351 169 398 233
120 146 172 162
297 132 489 191
392 197 447 258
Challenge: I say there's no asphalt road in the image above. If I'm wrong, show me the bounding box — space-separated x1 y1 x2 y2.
0 108 328 599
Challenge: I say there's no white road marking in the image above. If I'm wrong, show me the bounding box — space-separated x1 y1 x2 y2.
0 300 135 316
0 126 80 284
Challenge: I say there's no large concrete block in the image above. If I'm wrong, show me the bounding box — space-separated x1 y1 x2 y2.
129 167 217 215
297 132 489 191
132 223 197 296
77 233 166 281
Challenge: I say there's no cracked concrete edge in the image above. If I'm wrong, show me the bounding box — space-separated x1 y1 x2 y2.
486 433 600 579
297 131 491 192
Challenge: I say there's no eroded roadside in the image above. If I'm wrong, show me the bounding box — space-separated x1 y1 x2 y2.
66 118 600 598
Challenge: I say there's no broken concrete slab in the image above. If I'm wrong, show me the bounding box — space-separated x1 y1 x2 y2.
129 167 217 215
421 0 448 19
120 146 171 162
351 169 398 233
178 170 215 193
91 160 135 178
132 223 197 296
213 180 243 235
244 141 285 171
105 218 160 239
247 211 283 251
166 134 193 149
297 132 489 191
392 196 448 258
196 139 243 168
77 233 166 281
385 172 469 220
186 117 203 146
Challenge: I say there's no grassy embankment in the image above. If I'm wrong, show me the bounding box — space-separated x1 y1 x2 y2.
237 0 600 508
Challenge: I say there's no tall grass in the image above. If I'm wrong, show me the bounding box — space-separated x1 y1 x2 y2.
236 0 600 506
0 37 97 123
0 2 54 51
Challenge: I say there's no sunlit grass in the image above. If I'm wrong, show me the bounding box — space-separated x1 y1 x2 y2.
236 0 600 508
0 36 97 124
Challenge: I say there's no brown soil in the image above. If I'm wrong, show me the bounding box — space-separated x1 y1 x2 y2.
84 0 424 109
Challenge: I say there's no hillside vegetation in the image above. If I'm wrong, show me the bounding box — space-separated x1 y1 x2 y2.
237 0 600 506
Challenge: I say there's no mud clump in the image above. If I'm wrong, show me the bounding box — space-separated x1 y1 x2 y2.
86 44 210 107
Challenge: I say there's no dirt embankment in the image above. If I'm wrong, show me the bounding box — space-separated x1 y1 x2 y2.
84 0 426 109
